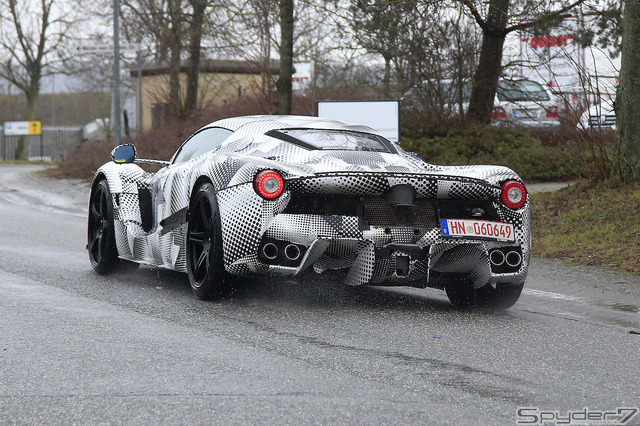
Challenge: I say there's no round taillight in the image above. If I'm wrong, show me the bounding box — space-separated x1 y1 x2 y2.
492 106 507 119
500 180 527 209
254 170 284 199
546 106 560 118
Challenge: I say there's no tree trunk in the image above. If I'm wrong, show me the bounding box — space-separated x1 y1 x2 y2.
276 0 294 115
168 0 183 117
185 0 207 115
15 81 40 161
383 56 391 97
467 0 510 124
168 44 182 117
618 0 640 179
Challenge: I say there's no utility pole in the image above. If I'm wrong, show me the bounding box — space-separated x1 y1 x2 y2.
137 50 143 132
51 74 56 127
113 0 122 146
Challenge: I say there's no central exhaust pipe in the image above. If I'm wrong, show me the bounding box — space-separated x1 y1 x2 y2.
284 244 301 261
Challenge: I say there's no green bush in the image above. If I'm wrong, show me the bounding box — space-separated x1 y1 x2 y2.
401 125 582 181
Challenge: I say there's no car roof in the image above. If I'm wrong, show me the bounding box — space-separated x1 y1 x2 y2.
200 115 381 136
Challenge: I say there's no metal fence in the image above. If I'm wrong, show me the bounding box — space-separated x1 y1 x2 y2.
0 127 83 162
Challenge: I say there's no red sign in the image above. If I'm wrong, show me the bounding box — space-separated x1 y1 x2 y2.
521 34 577 48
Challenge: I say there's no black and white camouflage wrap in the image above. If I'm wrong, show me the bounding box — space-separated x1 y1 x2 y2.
92 115 531 289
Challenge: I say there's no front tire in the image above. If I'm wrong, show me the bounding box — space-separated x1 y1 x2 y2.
88 179 135 274
186 183 231 299
445 280 524 310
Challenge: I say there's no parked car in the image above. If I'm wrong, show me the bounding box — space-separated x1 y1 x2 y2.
88 115 531 309
579 100 616 131
83 118 111 141
403 78 561 129
493 79 561 129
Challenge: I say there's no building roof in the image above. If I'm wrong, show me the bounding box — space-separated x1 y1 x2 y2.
136 59 280 77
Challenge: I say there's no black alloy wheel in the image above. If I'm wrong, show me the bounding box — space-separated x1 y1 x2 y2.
88 179 123 274
186 182 231 299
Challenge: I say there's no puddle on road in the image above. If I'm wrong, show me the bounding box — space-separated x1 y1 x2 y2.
593 300 640 313
524 289 640 314
522 288 640 333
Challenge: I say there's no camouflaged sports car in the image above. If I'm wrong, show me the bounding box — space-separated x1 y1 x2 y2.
88 115 531 309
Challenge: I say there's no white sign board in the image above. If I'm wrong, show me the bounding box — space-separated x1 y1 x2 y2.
4 121 42 136
317 100 401 143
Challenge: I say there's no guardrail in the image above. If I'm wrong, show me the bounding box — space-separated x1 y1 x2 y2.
0 127 83 162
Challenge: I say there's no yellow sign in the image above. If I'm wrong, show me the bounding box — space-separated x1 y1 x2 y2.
28 121 42 135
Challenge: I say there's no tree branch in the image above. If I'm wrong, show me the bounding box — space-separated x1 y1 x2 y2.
458 0 488 32
505 0 587 34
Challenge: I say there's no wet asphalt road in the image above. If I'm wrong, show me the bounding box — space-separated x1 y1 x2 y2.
1 165 639 425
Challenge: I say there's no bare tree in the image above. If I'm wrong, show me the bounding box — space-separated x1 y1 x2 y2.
222 0 278 96
0 0 81 159
219 0 336 112
121 0 217 118
349 0 409 95
459 0 586 124
292 0 342 64
347 0 479 112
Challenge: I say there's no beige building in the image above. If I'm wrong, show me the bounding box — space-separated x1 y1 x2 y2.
136 59 279 130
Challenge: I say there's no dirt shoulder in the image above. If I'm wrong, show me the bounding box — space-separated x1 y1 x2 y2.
0 164 89 218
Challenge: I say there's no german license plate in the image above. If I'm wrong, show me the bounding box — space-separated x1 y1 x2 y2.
440 219 515 242
514 109 535 119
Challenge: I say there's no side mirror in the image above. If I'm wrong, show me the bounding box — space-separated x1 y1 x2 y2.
407 151 422 161
111 144 136 164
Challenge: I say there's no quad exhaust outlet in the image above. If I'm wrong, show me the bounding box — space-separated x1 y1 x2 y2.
489 248 522 271
259 240 306 266
262 243 279 260
284 244 301 261
489 250 505 266
505 251 522 268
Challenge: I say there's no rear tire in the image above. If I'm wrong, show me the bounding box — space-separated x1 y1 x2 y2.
186 183 232 299
445 280 524 310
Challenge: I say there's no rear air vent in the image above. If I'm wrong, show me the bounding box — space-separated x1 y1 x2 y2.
363 198 437 228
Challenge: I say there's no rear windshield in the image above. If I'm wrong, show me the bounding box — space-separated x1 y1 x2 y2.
267 129 395 153
497 80 550 102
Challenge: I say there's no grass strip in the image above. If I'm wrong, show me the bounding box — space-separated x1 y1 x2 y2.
531 180 640 274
